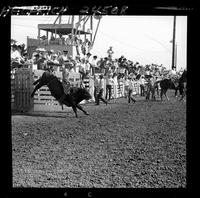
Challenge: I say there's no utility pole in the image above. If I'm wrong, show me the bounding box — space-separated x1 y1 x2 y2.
175 43 177 69
171 16 176 70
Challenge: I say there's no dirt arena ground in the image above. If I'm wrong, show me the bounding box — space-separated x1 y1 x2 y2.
12 91 186 188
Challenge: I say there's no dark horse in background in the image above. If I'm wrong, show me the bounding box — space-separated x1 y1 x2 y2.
155 70 187 102
178 70 187 100
31 71 92 118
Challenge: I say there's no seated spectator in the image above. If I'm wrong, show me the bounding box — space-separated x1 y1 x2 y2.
65 34 73 45
49 35 56 44
40 35 48 45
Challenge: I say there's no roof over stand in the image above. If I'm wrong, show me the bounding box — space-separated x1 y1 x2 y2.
38 24 91 35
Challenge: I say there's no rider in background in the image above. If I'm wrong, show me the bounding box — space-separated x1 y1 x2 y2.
57 62 72 105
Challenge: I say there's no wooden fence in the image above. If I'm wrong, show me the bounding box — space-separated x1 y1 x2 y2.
11 68 34 112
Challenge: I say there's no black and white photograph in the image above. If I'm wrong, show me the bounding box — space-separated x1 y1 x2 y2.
9 6 188 195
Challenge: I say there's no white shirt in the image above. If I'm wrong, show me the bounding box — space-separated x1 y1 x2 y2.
11 50 22 63
127 79 134 90
91 59 98 67
85 62 90 71
140 78 146 85
62 54 68 62
106 76 114 85
98 79 104 89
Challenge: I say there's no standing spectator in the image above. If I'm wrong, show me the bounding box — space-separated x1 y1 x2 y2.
45 50 53 62
79 58 87 81
62 50 69 61
32 53 46 70
74 55 81 73
105 72 114 100
22 52 32 68
59 50 69 67
85 52 92 64
107 46 114 60
127 76 136 103
95 74 108 105
112 73 118 98
124 75 129 98
85 59 91 74
139 75 146 96
91 55 98 75
50 54 59 65
11 44 23 68
68 55 76 71
94 74 99 103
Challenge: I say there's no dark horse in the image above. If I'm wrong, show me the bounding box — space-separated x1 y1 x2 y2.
31 71 92 118
178 70 187 100
155 70 187 102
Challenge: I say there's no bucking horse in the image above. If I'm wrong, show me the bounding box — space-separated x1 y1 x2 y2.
31 71 92 118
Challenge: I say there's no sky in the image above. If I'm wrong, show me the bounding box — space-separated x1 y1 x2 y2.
11 15 187 70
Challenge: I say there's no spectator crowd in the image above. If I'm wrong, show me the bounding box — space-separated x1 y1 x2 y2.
11 41 186 101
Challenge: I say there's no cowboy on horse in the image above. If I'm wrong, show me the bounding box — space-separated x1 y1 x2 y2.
57 60 74 105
